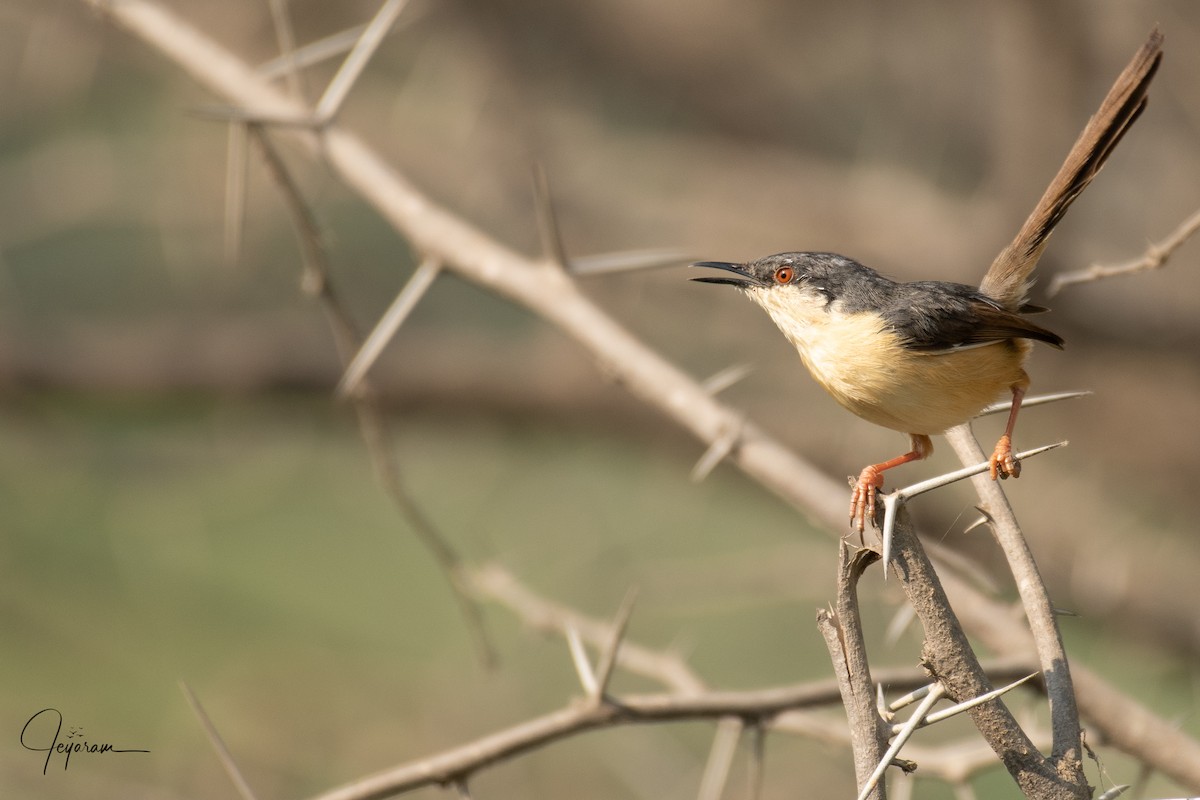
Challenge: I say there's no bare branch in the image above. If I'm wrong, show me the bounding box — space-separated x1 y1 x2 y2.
820 544 889 799
1048 206 1200 296
305 680 890 800
297 655 1028 800
945 424 1081 766
886 503 1083 799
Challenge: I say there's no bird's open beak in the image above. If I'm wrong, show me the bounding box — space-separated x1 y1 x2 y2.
689 261 761 288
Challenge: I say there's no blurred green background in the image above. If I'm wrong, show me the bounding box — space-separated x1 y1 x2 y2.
2 1 1199 798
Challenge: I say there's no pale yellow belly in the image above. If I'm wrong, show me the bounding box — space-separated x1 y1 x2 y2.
760 295 1030 435
817 342 1028 434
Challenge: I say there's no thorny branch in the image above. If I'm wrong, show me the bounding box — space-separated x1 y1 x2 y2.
307 560 1042 800
79 1 1200 795
885 503 1087 800
817 545 888 799
946 425 1080 763
1047 205 1200 295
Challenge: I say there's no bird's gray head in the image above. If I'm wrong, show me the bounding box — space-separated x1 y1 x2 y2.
691 252 886 312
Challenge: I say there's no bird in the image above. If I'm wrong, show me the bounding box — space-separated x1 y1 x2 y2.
692 30 1162 534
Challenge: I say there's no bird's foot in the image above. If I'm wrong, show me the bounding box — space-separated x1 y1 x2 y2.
849 466 885 534
989 434 1021 480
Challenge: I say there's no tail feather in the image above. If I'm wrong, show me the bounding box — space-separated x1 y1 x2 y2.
981 29 1163 310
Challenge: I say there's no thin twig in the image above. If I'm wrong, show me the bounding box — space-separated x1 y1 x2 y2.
592 587 639 701
691 419 743 481
569 247 687 275
313 0 410 124
700 363 754 396
180 682 260 800
337 256 442 397
265 0 305 100
1048 206 1200 296
532 163 569 268
746 722 766 800
697 718 743 800
880 440 1066 571
259 25 367 78
566 625 598 695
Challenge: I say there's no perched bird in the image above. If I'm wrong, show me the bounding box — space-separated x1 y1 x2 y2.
693 31 1161 533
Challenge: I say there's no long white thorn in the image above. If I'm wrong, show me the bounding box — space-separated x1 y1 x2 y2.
691 422 743 482
857 684 945 800
314 0 411 123
880 442 1066 576
908 673 1039 730
565 624 598 696
337 257 441 397
978 390 1092 417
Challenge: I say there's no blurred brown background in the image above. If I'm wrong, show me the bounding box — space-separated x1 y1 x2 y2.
2 1 1198 798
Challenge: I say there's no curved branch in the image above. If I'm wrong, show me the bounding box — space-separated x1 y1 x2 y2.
945 425 1080 765
887 504 1084 799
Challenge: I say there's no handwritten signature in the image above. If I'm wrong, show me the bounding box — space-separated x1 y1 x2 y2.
20 708 150 774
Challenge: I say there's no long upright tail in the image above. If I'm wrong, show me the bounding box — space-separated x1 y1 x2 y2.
980 29 1163 310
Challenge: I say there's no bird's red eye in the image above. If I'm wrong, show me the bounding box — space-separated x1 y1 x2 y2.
773 266 794 284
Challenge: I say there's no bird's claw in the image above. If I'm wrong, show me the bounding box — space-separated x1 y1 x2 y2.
849 466 885 534
989 434 1022 480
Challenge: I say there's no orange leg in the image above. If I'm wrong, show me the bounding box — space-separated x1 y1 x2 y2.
850 433 933 534
989 374 1029 480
